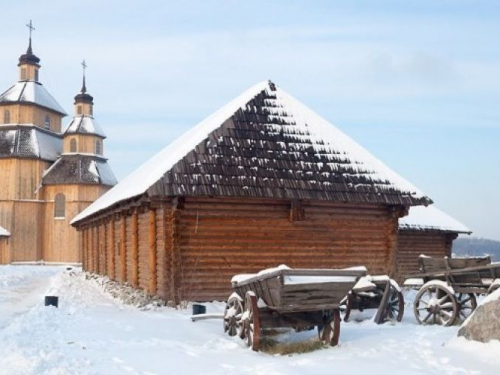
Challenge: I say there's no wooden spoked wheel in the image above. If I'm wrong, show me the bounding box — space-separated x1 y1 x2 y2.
456 293 477 322
244 292 261 351
342 293 354 322
318 309 341 346
223 295 244 337
414 283 458 326
384 286 405 322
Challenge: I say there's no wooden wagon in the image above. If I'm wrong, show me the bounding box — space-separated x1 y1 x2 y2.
404 255 500 326
223 266 366 351
343 275 404 324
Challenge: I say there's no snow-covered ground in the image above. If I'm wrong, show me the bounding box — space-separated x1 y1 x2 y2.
0 266 499 375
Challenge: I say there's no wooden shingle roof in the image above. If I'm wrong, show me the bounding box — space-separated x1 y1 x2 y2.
72 81 432 224
399 206 471 234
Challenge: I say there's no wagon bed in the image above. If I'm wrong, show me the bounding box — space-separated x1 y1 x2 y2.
232 267 366 312
224 266 366 351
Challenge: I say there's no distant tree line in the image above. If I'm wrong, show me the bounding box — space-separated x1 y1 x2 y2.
453 237 500 261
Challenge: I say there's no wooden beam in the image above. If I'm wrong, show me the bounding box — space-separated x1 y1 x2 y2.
148 209 157 294
109 219 115 279
94 225 100 274
120 215 127 282
131 211 139 287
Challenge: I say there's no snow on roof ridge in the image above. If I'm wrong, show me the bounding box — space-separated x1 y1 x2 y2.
399 205 471 234
0 225 10 237
63 115 106 138
278 89 426 197
72 80 429 224
72 81 270 224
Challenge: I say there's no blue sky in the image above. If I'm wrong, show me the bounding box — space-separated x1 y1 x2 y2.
1 1 499 240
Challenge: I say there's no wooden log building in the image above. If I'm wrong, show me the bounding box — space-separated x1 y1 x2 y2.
0 31 116 264
72 80 433 302
396 205 471 279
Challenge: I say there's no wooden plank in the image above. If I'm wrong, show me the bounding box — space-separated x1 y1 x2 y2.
149 209 157 294
108 220 115 279
120 215 127 282
131 212 139 287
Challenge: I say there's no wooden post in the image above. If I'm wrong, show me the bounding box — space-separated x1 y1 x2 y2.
103 221 107 276
81 229 86 271
148 209 157 294
94 225 100 274
109 219 115 279
386 206 402 278
89 226 94 272
131 211 139 287
170 197 184 304
120 215 127 282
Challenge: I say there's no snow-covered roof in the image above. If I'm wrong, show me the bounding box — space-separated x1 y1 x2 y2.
64 115 106 138
0 225 10 237
0 81 67 116
399 205 471 234
42 154 117 186
0 125 62 161
72 81 431 224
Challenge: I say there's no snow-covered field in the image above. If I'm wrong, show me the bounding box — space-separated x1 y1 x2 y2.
0 266 499 375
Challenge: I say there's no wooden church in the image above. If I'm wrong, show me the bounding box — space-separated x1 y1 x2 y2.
0 28 116 264
72 80 433 302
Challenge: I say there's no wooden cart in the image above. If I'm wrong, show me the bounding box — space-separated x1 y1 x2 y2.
223 267 366 351
404 255 500 326
343 276 404 324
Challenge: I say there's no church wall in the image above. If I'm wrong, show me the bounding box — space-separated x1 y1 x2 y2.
42 184 112 263
8 200 44 262
0 158 48 200
63 134 104 155
0 103 62 131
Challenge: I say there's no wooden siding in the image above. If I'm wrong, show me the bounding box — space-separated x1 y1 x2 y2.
396 230 457 281
0 103 63 132
175 198 399 301
79 197 403 303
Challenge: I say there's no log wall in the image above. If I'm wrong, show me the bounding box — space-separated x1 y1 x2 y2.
396 230 457 281
78 197 402 303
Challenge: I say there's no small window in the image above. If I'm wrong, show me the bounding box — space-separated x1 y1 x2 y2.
21 68 27 81
54 193 66 218
89 106 93 116
34 69 39 82
70 138 77 153
44 115 51 130
95 139 102 155
3 110 10 124
77 105 82 115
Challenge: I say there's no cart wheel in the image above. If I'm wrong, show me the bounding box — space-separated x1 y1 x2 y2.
456 293 477 322
487 283 499 295
223 294 244 337
318 309 341 346
342 293 354 322
414 283 458 326
244 291 260 351
384 286 405 323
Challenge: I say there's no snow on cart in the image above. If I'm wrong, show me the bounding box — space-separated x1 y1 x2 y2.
223 265 366 351
404 255 500 326
342 275 404 324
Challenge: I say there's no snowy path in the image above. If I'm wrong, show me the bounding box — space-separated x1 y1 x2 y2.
0 266 499 375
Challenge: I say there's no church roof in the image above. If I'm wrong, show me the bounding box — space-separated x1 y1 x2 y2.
64 115 106 138
0 125 61 161
0 81 67 116
399 205 471 234
0 225 10 237
72 81 432 224
42 154 116 186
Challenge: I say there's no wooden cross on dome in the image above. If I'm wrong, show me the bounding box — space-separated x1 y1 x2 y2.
26 20 35 38
81 59 87 93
